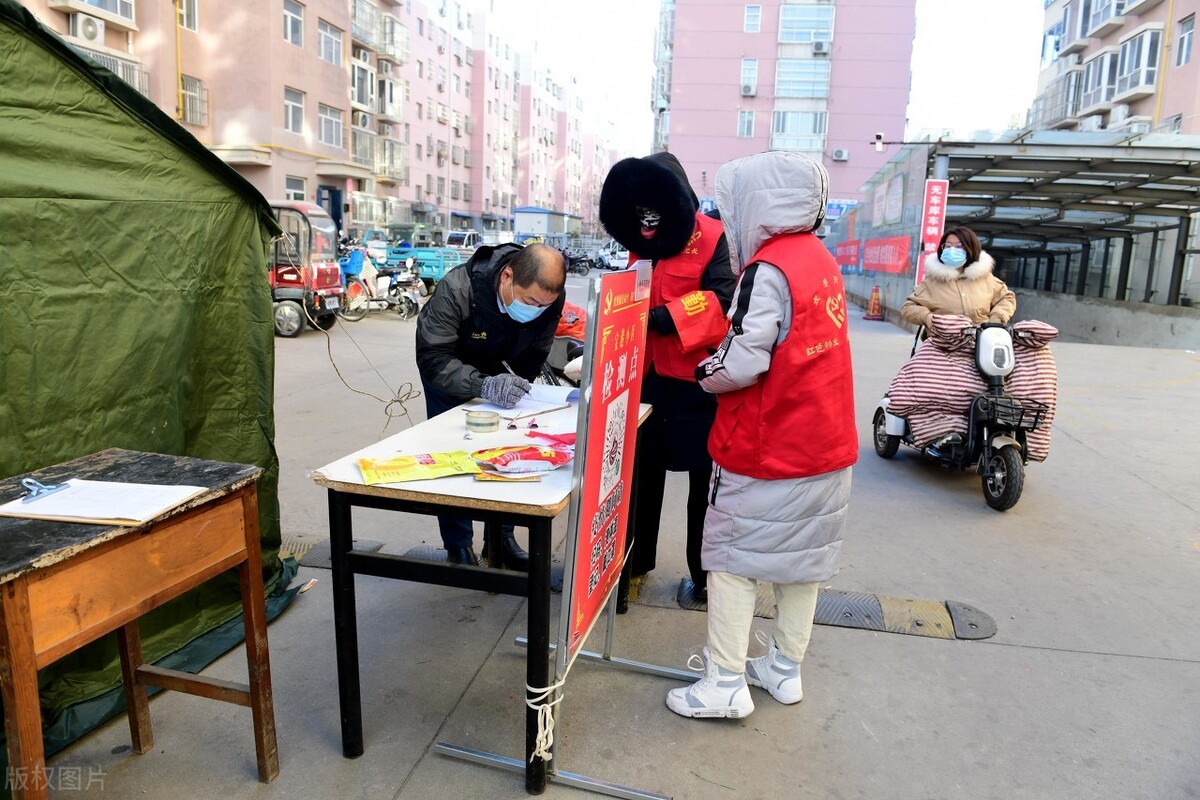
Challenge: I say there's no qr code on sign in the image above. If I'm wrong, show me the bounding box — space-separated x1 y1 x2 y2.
599 389 629 501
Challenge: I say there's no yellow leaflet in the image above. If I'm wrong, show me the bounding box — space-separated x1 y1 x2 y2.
356 451 482 485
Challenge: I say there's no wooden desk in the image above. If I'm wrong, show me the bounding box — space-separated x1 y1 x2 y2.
0 449 279 799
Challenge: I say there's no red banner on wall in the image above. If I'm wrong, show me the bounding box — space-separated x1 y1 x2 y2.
862 235 912 274
562 264 650 658
916 179 949 284
835 240 860 267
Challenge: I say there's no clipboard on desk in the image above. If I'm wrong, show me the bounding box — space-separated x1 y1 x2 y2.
467 384 578 421
0 478 207 525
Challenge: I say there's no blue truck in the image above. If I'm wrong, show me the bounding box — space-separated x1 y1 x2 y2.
385 246 465 286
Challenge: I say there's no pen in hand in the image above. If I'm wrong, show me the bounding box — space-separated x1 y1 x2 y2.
501 360 517 376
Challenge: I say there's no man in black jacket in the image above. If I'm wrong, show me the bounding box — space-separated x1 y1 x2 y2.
415 242 567 568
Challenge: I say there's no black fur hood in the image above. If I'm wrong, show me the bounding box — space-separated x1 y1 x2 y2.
598 152 698 260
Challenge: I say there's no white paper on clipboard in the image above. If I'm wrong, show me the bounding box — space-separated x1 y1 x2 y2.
468 384 579 418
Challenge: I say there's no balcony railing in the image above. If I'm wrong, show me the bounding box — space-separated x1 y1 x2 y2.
70 45 149 96
351 0 381 49
351 129 378 167
378 16 409 64
1027 70 1081 128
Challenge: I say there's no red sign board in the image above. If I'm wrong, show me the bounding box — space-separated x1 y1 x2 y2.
861 235 912 274
834 240 860 267
563 265 650 657
916 179 949 284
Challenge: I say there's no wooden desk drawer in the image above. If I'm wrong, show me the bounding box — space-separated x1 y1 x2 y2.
26 495 248 668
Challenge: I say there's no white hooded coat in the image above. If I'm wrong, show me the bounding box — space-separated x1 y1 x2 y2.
697 152 852 585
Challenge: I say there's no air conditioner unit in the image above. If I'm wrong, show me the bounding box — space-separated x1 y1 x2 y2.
740 84 757 97
70 12 105 44
816 225 831 238
378 123 393 137
437 44 446 54
353 48 370 62
831 148 850 162
812 40 831 55
1110 103 1130 123
1078 114 1104 132
380 61 393 74
352 111 370 128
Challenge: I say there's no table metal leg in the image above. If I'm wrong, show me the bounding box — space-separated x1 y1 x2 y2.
0 579 48 800
329 489 364 758
525 518 552 794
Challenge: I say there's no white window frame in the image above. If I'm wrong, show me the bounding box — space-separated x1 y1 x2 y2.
779 4 834 44
737 110 755 138
285 176 306 202
318 20 343 65
284 0 303 46
1116 27 1162 96
1080 49 1118 108
775 59 831 98
351 62 376 109
1087 0 1125 35
178 0 198 31
744 5 761 33
1178 15 1194 67
180 74 206 125
85 0 134 22
319 104 344 148
284 87 304 134
741 58 758 89
770 110 827 151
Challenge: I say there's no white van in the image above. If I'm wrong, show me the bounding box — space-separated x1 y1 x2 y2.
600 239 631 270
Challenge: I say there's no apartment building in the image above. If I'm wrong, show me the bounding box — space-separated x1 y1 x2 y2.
1030 0 1199 134
22 0 619 242
653 0 917 213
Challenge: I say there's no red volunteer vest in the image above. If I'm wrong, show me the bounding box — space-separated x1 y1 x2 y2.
633 213 727 381
708 233 858 480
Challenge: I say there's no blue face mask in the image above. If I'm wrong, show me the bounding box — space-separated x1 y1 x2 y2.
941 247 967 268
504 282 547 323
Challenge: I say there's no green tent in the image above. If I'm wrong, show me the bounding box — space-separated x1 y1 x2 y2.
0 0 292 775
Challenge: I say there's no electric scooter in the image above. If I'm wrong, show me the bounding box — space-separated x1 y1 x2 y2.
873 323 1049 511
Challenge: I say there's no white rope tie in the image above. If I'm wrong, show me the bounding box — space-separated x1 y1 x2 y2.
525 676 566 762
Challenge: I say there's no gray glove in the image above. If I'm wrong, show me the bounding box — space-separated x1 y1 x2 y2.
481 373 531 408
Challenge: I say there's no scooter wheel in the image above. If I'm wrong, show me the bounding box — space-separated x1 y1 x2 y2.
981 446 1024 511
873 408 900 459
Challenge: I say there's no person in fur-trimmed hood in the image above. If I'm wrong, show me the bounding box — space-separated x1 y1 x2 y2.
901 226 1016 330
599 152 735 603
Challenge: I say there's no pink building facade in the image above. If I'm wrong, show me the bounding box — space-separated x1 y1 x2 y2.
21 0 618 243
1030 0 1200 134
655 0 916 211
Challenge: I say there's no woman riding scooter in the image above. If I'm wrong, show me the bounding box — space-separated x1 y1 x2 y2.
901 226 1015 331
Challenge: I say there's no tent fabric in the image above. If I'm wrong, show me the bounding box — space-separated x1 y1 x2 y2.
0 0 288 768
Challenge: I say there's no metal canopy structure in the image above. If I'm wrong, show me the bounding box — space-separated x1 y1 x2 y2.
927 131 1200 252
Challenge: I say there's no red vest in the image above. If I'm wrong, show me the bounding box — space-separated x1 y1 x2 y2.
708 233 858 480
633 213 727 381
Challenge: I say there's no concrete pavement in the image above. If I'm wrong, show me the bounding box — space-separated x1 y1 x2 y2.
51 278 1200 799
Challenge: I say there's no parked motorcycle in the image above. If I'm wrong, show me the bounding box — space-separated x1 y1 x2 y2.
563 248 593 277
873 323 1049 511
338 252 426 322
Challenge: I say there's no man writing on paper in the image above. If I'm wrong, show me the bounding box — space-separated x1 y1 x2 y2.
415 242 567 569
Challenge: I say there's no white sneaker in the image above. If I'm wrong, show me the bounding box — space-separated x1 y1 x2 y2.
745 632 803 704
666 646 754 719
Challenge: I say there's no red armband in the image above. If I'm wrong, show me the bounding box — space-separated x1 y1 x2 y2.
666 290 729 353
